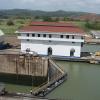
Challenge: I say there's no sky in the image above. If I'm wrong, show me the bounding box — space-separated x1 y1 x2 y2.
0 0 100 14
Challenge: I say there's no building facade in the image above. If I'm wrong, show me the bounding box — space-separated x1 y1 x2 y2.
91 31 100 39
0 30 4 43
17 22 85 58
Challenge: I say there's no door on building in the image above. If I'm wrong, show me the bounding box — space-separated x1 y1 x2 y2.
48 47 52 56
70 48 75 57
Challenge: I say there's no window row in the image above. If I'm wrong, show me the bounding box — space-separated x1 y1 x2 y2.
27 33 51 38
26 39 76 44
26 33 83 39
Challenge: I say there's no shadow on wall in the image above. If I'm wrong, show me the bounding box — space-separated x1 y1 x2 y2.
81 52 91 57
0 73 47 86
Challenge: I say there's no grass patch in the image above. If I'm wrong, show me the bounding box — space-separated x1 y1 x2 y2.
0 19 31 35
73 21 89 31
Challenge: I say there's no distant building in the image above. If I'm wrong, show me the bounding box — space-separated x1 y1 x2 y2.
91 31 100 39
17 21 85 58
71 14 100 22
0 30 4 43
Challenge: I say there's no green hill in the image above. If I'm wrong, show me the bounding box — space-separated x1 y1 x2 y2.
0 9 96 18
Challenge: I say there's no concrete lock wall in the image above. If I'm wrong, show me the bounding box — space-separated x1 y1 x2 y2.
0 54 48 77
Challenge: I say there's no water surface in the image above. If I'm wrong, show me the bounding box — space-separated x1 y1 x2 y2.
47 61 100 100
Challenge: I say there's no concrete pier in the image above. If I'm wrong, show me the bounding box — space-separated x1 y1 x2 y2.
0 53 48 77
33 59 67 97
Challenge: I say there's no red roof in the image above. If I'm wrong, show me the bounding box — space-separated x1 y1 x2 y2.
19 21 85 35
30 21 76 27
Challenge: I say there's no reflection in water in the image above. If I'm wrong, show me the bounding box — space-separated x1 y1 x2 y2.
72 64 80 77
47 61 100 100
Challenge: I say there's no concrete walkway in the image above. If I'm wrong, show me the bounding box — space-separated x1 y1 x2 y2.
0 96 48 100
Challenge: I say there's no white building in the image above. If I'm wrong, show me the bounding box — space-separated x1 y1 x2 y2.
0 30 4 43
17 22 85 58
91 31 100 39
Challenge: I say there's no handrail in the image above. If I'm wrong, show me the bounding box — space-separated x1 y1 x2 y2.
49 59 65 74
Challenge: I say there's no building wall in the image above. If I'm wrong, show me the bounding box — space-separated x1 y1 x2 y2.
21 40 81 57
18 32 84 57
0 54 48 77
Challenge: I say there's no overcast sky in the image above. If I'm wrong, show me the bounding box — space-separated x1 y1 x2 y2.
0 0 100 14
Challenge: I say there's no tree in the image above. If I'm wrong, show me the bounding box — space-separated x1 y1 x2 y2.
54 17 59 22
85 20 100 30
43 16 52 22
7 20 14 26
85 20 90 28
34 16 40 19
63 17 67 21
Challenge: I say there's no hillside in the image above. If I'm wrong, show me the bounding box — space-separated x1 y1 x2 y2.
0 9 99 18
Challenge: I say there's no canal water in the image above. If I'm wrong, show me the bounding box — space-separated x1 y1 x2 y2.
47 61 100 100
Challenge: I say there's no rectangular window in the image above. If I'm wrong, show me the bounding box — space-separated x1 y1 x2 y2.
60 35 63 38
43 34 46 37
72 36 74 39
66 35 69 38
27 33 29 37
32 34 35 37
81 43 83 47
49 34 52 38
81 36 83 39
38 34 40 37
27 39 29 41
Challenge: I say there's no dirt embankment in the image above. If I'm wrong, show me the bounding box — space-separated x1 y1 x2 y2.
3 35 20 48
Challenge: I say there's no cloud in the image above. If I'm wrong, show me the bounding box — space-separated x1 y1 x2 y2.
0 0 100 13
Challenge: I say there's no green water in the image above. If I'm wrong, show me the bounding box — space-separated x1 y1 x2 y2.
5 84 32 93
0 74 34 93
47 61 100 100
